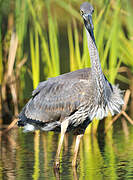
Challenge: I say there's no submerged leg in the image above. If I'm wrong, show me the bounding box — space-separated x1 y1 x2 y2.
72 134 83 167
54 119 69 169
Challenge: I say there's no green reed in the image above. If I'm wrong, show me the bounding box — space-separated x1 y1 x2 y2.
119 1 133 71
47 7 60 77
28 0 60 79
30 28 40 89
14 0 133 92
0 24 3 85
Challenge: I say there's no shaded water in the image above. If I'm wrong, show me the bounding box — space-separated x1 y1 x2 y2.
0 121 133 180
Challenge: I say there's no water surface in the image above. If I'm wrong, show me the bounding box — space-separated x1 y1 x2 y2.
0 121 133 180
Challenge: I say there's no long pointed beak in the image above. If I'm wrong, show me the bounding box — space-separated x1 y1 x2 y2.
87 15 94 30
83 14 94 32
83 14 96 45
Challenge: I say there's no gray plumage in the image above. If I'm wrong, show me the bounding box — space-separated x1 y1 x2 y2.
18 2 124 134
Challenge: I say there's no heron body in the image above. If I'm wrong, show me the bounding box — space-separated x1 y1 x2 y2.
19 68 92 132
18 2 124 167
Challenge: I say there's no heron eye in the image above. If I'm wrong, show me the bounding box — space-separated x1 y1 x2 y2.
92 9 94 13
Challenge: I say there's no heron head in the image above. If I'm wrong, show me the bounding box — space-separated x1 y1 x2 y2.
80 2 94 31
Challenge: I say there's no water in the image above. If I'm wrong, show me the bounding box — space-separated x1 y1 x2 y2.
0 122 133 180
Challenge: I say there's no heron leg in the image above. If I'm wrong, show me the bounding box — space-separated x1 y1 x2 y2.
54 119 69 169
72 134 83 167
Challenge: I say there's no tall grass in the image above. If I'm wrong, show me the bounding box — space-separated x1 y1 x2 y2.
67 21 91 71
119 0 133 70
28 0 60 79
30 28 40 89
0 23 3 85
47 6 60 77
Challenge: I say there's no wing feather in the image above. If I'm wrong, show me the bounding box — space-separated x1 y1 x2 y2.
25 79 88 122
32 68 91 97
21 68 91 123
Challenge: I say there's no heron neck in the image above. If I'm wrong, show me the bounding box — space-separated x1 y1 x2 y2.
85 28 103 79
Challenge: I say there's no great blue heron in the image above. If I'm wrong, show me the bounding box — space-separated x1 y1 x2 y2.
18 2 123 168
